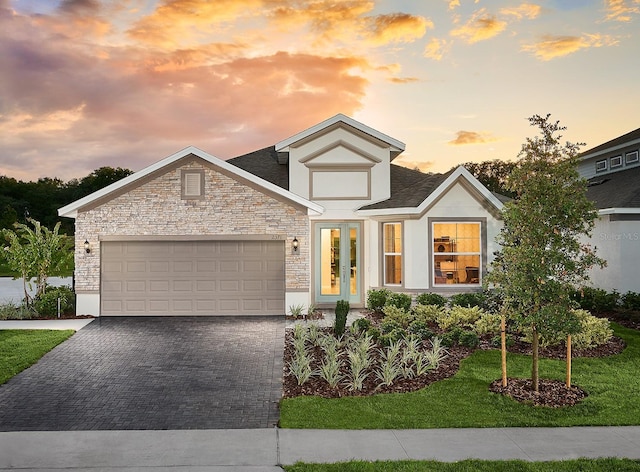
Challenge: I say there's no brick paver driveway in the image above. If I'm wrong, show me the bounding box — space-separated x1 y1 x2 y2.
0 317 284 430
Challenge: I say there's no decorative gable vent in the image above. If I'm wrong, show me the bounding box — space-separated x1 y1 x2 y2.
182 170 204 199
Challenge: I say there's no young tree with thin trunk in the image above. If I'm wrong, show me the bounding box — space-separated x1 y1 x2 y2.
487 114 605 392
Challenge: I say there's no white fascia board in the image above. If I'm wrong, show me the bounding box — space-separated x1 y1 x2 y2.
275 114 405 153
599 208 640 215
58 146 324 218
356 166 504 218
580 137 640 161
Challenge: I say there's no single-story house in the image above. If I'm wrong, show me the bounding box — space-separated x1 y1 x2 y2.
579 126 640 294
59 114 505 316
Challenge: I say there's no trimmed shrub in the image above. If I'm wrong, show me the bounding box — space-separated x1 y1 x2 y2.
571 287 620 313
473 312 502 336
380 328 406 347
438 305 486 331
408 320 434 340
412 304 445 324
621 291 640 311
571 309 614 349
353 317 371 333
449 292 484 308
380 319 403 334
521 309 613 348
33 285 75 318
366 327 381 341
382 305 411 328
334 300 350 337
385 292 412 311
491 334 515 348
459 330 480 348
367 288 391 312
415 292 447 307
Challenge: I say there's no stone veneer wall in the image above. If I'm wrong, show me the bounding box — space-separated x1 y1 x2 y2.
74 159 309 293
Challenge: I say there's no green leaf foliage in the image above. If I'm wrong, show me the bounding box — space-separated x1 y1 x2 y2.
486 114 606 390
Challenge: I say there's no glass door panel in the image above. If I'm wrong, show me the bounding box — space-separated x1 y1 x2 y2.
315 223 361 304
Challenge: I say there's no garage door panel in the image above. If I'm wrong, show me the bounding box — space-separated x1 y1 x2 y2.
150 261 170 273
149 280 170 292
101 240 284 315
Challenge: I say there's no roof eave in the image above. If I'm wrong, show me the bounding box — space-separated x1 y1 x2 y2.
58 145 324 218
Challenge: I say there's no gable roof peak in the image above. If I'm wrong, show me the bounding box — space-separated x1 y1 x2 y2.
275 114 405 158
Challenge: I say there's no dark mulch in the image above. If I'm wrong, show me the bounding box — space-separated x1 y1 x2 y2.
489 378 587 407
283 328 473 399
33 313 94 320
601 311 640 331
505 335 626 360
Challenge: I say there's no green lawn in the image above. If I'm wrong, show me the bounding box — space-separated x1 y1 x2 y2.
280 323 640 429
0 330 75 384
284 458 640 471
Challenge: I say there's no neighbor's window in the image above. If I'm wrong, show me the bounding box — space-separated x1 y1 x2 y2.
383 222 402 286
610 155 623 168
182 170 204 199
626 150 639 165
433 222 481 286
595 160 607 173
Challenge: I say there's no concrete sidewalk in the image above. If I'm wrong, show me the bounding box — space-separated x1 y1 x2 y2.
1 427 639 470
0 318 94 331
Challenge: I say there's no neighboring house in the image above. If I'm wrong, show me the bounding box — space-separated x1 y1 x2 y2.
59 114 504 316
579 127 640 294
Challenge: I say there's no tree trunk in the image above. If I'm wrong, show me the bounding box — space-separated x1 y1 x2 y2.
531 326 539 393
501 314 507 387
566 334 572 388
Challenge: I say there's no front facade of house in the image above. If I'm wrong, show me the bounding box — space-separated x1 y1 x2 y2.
59 115 504 316
579 127 640 294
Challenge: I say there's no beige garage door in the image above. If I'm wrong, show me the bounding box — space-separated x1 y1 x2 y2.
101 240 285 315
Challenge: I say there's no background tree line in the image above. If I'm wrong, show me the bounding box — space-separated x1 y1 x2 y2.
0 167 133 236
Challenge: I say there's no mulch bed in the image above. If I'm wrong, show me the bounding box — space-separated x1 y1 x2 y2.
282 328 474 399
489 378 587 407
283 319 630 407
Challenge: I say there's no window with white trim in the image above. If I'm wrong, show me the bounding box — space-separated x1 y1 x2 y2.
181 170 204 199
383 222 402 286
595 160 607 173
433 222 481 286
610 155 623 168
626 150 639 165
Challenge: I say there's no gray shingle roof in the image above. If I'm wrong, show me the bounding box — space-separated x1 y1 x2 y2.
227 148 458 210
581 127 640 157
227 146 289 189
586 166 640 209
359 166 453 210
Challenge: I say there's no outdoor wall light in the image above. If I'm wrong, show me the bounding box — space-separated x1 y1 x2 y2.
292 237 299 253
84 240 91 254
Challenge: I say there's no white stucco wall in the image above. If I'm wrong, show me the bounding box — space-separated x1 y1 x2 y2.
288 126 391 210
587 216 640 294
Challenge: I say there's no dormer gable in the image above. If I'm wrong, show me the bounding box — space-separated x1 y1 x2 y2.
276 114 405 208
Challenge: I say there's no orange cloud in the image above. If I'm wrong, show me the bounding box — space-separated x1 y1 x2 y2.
127 0 263 47
448 131 497 146
500 3 542 20
388 76 419 84
363 13 432 45
522 33 619 60
423 37 450 60
450 8 507 43
604 0 640 22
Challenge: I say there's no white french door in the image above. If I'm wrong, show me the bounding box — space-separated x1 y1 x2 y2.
314 222 361 305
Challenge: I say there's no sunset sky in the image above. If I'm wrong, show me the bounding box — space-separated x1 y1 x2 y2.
1 0 639 182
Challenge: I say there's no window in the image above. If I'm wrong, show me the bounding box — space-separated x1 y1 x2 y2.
433 222 481 286
181 170 204 199
383 222 402 286
626 150 639 165
595 160 607 172
610 155 623 168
